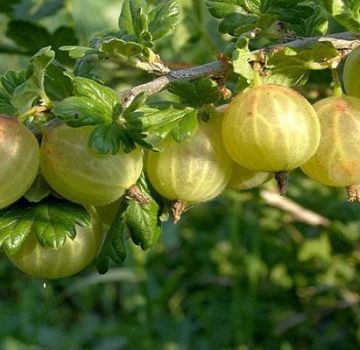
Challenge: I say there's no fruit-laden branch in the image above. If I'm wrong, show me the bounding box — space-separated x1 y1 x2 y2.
119 31 360 108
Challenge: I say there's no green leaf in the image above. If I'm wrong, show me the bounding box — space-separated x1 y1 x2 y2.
6 21 78 63
24 175 51 203
99 37 143 58
6 20 52 55
1 70 27 96
11 47 55 113
0 90 16 115
219 13 258 35
126 173 162 250
89 123 136 155
53 77 120 126
264 42 339 86
171 110 198 142
0 199 91 255
60 46 101 59
118 0 149 40
232 38 254 82
73 77 119 111
44 63 73 101
322 0 360 34
127 104 197 149
53 96 112 126
96 201 129 274
205 0 248 19
169 78 222 107
123 92 147 116
148 0 181 40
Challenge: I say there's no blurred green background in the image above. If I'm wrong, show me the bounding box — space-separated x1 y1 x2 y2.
1 1 360 349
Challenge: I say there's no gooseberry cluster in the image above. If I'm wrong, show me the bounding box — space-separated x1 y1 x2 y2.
1 46 360 279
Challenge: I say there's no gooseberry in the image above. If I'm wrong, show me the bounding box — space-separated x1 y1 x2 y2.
146 116 233 203
40 124 143 206
301 96 360 187
222 84 320 172
0 115 40 209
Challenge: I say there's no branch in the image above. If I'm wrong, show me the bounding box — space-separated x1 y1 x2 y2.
119 31 360 107
260 190 330 227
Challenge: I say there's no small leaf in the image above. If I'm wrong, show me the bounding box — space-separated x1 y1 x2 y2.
73 77 119 111
99 37 144 58
126 173 162 250
169 78 222 107
44 63 73 101
96 201 129 274
171 110 198 142
0 90 16 115
118 0 148 40
127 104 197 149
0 198 91 255
60 46 101 59
11 47 55 113
123 92 147 116
322 0 360 34
148 0 181 40
89 123 136 155
264 42 339 86
232 38 254 82
53 96 113 126
24 174 51 203
219 13 258 35
1 70 27 96
205 0 247 19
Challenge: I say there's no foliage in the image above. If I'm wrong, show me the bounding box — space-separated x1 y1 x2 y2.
0 0 360 349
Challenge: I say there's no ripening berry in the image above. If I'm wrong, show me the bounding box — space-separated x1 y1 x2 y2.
302 96 360 187
222 84 320 172
146 117 232 203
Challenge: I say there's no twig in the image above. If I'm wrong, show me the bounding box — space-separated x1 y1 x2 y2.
119 31 360 107
260 190 330 227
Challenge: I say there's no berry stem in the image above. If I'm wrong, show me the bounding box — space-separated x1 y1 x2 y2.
331 69 343 97
346 185 360 202
171 200 187 224
275 171 289 196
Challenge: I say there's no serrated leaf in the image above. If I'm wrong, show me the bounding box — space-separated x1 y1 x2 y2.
0 199 91 255
322 0 360 34
11 47 54 113
53 77 119 126
264 42 339 86
126 173 162 250
148 0 181 40
118 0 148 39
1 70 27 96
44 63 73 101
169 78 222 107
53 96 113 126
89 123 136 155
127 104 197 149
0 90 16 115
96 201 129 274
73 77 119 111
99 37 144 59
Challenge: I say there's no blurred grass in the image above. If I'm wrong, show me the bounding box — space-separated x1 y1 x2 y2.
1 1 360 349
